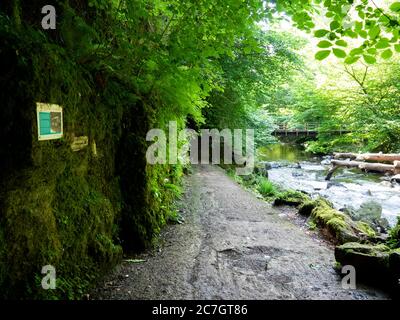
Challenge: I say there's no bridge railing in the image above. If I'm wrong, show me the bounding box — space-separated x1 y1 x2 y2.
275 122 320 132
274 123 350 135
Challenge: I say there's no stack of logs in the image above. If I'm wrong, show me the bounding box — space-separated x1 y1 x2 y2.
325 152 400 181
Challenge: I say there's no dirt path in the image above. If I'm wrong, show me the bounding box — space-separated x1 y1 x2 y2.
91 165 388 300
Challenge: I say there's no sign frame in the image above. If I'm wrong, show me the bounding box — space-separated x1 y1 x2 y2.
36 103 63 141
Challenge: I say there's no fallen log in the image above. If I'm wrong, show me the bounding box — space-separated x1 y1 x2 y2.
325 160 364 181
334 152 400 163
331 159 364 167
333 153 358 160
325 160 400 180
355 153 400 163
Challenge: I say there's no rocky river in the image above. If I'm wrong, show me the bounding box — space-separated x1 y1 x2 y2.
257 144 400 227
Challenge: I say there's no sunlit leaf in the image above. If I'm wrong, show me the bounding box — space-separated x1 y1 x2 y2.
317 40 332 48
363 54 376 64
330 20 340 30
332 48 346 58
381 49 393 59
368 26 380 39
335 40 348 47
344 56 360 64
389 2 400 12
315 50 331 60
314 29 330 37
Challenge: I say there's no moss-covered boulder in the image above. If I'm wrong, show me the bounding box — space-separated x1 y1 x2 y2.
273 190 310 207
335 242 391 286
298 199 317 216
308 198 377 244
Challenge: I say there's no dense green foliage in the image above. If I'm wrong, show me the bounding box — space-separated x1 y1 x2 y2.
0 0 276 299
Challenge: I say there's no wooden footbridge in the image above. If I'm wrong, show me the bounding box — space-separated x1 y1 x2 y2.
273 123 351 136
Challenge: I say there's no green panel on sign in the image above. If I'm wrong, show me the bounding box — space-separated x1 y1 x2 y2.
37 103 63 141
39 112 51 135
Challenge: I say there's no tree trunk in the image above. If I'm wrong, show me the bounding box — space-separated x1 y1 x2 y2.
355 153 400 162
334 152 400 162
325 160 400 180
333 153 357 160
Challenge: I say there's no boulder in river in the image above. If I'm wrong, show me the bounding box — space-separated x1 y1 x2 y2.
291 171 303 177
327 181 345 189
354 200 382 222
288 162 302 169
321 159 331 165
347 200 391 234
390 174 400 184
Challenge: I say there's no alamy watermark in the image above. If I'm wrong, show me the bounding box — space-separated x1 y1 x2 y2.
341 265 356 290
41 5 56 30
146 121 255 175
41 265 56 290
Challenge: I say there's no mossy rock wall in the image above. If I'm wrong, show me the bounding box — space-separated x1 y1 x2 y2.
0 4 180 299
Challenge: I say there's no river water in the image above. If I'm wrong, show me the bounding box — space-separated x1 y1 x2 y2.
257 144 400 226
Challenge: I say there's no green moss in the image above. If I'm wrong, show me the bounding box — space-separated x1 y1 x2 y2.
298 200 316 216
0 12 183 298
356 221 376 238
273 190 310 207
387 217 400 249
310 199 359 243
338 242 390 255
335 242 393 287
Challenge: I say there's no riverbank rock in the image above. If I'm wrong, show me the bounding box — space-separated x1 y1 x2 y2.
335 243 391 286
254 163 269 178
311 200 354 241
273 190 310 207
389 250 400 293
299 197 377 244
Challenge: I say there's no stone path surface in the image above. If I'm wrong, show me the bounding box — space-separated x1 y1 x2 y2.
91 165 388 300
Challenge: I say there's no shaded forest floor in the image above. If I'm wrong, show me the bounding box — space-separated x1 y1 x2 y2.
91 165 388 300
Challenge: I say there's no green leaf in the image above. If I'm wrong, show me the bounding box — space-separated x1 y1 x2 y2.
359 30 368 38
394 44 400 52
330 20 340 30
367 48 377 54
314 29 330 38
381 49 393 59
354 21 363 32
317 40 332 48
332 48 346 58
349 48 363 56
389 2 400 12
363 54 376 64
375 39 390 49
335 40 348 47
368 26 380 39
315 50 331 60
344 56 360 64
345 30 358 38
